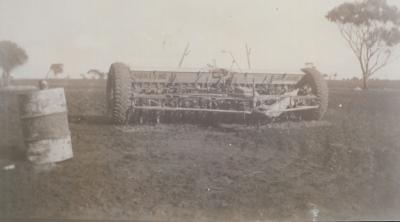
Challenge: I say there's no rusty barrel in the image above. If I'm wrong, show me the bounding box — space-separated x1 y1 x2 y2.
18 88 73 164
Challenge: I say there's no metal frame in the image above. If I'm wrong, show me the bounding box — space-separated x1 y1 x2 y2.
127 89 319 118
124 68 321 121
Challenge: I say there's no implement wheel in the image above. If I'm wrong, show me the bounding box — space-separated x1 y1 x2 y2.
106 63 131 124
296 68 328 120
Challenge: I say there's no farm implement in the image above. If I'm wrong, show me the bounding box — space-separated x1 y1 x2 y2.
106 63 328 125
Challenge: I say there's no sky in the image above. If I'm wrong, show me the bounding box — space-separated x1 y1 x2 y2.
0 0 400 79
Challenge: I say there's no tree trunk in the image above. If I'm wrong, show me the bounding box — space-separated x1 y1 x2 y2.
3 71 10 87
1 71 6 87
362 73 368 90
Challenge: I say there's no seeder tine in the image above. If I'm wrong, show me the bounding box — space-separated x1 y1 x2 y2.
156 111 161 124
139 114 144 125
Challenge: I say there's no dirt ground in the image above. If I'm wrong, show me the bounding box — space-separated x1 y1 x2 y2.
1 80 400 221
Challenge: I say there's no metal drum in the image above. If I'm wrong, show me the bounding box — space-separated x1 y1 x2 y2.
0 86 36 156
18 88 73 164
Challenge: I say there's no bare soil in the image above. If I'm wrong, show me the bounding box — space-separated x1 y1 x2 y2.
1 80 400 221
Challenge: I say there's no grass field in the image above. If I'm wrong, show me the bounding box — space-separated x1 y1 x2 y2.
1 79 400 221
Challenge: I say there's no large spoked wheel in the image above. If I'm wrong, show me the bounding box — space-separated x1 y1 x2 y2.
296 68 328 120
106 63 131 124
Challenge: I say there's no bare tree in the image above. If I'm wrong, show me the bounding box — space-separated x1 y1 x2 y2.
178 43 191 68
0 40 28 87
245 43 252 69
326 0 400 89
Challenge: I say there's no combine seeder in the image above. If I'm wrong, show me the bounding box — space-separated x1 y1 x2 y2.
106 63 328 125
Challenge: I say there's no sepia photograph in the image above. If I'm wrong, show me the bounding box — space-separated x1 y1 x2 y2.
1 0 400 221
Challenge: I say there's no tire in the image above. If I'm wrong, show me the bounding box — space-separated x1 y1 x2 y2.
106 63 131 124
296 68 328 120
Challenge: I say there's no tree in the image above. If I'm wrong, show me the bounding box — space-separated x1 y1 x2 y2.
87 69 106 79
326 0 400 89
80 73 87 79
46 63 64 79
0 40 28 87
